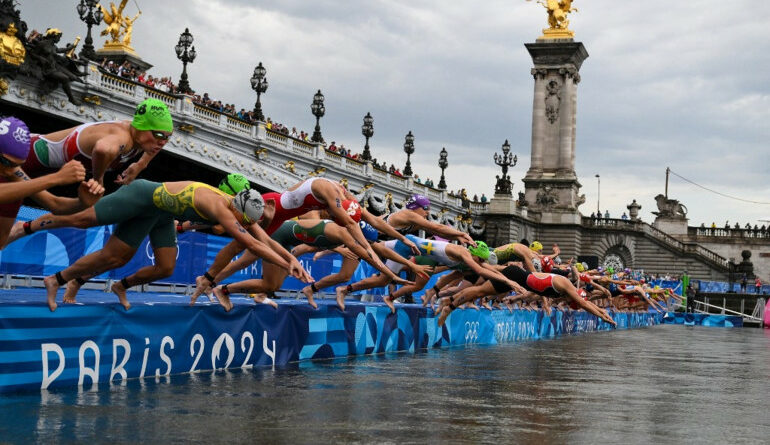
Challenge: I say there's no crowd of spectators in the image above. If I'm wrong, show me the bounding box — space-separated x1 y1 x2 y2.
100 58 178 94
95 56 447 191
701 221 768 232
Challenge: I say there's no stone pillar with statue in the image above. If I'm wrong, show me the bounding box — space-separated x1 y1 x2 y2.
95 0 152 73
522 0 587 224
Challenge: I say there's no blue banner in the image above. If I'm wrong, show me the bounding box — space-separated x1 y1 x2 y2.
661 312 742 327
0 290 663 394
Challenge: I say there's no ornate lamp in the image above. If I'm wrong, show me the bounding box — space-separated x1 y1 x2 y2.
175 28 196 94
310 89 325 143
403 131 415 177
76 0 103 61
361 112 374 161
493 139 517 195
438 147 448 190
249 62 268 122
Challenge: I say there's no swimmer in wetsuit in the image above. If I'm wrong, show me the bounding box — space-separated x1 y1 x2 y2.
10 180 312 311
437 265 617 327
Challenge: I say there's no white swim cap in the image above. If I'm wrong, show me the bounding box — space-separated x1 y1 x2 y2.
232 189 264 224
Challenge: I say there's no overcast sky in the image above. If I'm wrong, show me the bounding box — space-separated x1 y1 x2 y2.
17 0 770 226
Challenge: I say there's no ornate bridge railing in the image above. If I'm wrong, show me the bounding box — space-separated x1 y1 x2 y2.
582 217 729 271
690 227 770 240
3 64 484 232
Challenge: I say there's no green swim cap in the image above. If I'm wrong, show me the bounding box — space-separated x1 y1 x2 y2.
218 173 251 196
468 240 490 260
131 98 173 132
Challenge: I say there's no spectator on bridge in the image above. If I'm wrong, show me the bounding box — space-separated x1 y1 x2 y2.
389 164 396 174
621 212 628 220
328 141 337 152
604 210 610 219
734 222 740 229
725 221 730 229
414 174 421 184
745 223 752 230
711 222 716 228
480 193 487 203
291 127 298 138
755 277 762 294
473 194 478 202
590 212 596 219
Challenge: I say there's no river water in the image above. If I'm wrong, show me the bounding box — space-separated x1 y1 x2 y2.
2 324 769 443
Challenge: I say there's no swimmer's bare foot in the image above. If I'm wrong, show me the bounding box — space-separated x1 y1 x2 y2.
481 299 493 310
63 280 82 304
383 295 396 313
190 275 214 305
422 288 435 307
542 297 552 316
213 286 233 312
437 305 451 327
301 286 318 309
43 275 60 312
6 221 26 245
109 281 132 310
467 302 479 311
335 286 348 311
253 293 278 309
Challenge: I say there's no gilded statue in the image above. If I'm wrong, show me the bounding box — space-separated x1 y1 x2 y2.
528 0 578 39
100 0 141 49
0 22 25 66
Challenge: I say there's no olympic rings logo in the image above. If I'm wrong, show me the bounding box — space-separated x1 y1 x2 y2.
465 321 479 344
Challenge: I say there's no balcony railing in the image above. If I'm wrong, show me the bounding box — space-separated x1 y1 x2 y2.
690 227 770 239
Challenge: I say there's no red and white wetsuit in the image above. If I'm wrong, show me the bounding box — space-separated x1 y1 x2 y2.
263 178 334 235
22 121 140 176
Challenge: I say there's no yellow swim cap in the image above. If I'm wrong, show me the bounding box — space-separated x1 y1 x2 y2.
529 241 543 252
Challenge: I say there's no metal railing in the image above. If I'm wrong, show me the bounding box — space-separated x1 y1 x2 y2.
693 296 764 324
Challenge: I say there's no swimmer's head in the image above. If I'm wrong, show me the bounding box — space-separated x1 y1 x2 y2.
231 188 265 225
132 98 173 133
0 116 30 165
406 194 430 211
218 173 251 196
359 221 379 242
487 251 498 266
607 267 615 274
529 241 543 252
334 199 362 224
468 240 490 261
576 262 585 272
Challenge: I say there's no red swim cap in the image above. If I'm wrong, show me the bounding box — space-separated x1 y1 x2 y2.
335 199 362 224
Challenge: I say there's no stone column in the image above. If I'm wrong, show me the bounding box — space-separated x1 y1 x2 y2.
527 69 547 177
521 40 588 224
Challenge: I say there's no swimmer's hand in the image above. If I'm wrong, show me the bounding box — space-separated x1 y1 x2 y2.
289 259 314 283
409 263 433 280
115 162 142 185
56 160 86 185
77 179 105 207
460 233 476 247
404 238 421 256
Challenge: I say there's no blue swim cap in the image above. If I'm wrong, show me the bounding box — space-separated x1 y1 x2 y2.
359 221 378 242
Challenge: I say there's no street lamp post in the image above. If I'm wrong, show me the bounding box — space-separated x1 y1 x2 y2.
76 0 103 61
361 112 374 161
249 62 268 122
174 28 196 95
438 147 448 190
595 174 601 214
493 139 518 195
402 131 415 177
310 89 325 143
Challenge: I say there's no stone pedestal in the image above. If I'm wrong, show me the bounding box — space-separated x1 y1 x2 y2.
653 216 688 236
96 45 153 72
484 194 521 246
522 40 588 223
